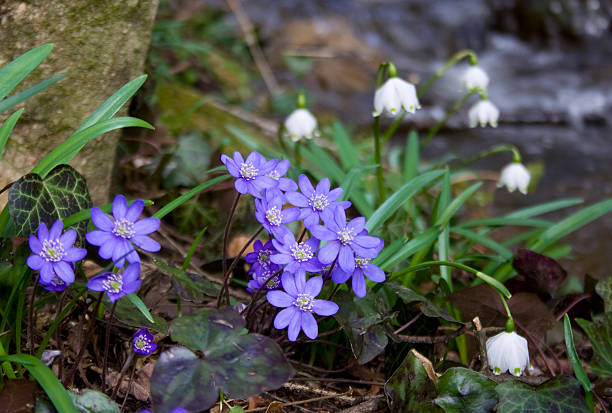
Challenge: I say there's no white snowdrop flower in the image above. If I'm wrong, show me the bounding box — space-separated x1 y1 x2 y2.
462 65 490 92
486 331 531 376
498 162 531 195
468 99 500 128
372 77 420 117
284 108 319 142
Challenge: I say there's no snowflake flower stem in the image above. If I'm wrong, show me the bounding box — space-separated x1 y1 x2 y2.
421 90 477 148
102 300 118 392
64 292 104 386
373 116 387 203
418 49 478 98
218 193 241 307
455 144 523 170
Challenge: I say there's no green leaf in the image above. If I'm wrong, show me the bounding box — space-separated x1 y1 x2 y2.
434 368 498 413
333 290 390 364
7 164 92 237
0 44 53 102
332 122 359 170
182 226 208 271
451 227 514 259
126 294 154 324
576 314 612 377
529 199 612 251
74 75 147 134
155 308 293 410
0 73 67 116
378 227 439 270
0 353 78 413
103 295 167 333
595 276 612 313
563 315 592 393
505 198 583 218
68 389 120 413
33 117 154 178
495 375 589 413
162 131 212 187
389 282 459 324
0 108 24 160
384 350 442 413
154 258 219 303
366 170 445 234
403 131 419 182
153 172 230 219
435 182 482 227
302 141 345 184
456 217 551 229
62 199 153 229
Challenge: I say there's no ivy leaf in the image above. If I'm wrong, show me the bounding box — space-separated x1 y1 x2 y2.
384 350 442 413
333 290 390 364
68 389 120 413
8 164 92 237
576 314 612 377
151 307 294 411
496 375 589 413
434 368 498 413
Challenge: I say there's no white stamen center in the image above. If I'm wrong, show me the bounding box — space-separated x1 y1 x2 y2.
290 242 313 262
294 293 314 311
40 239 66 262
240 162 258 180
265 207 282 226
355 257 370 268
268 170 280 180
112 219 135 239
102 273 123 294
257 250 270 266
337 228 355 245
134 335 153 352
309 193 329 212
257 271 280 289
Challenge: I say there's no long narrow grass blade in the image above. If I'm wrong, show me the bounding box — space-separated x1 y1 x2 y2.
154 174 230 219
0 108 24 159
126 294 154 324
0 73 67 115
506 198 583 218
332 122 359 170
435 182 482 227
0 44 53 101
379 227 440 270
563 314 593 412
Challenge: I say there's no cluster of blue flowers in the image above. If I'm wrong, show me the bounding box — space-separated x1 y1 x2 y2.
222 151 386 341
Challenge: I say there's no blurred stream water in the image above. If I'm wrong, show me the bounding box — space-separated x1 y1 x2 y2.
236 0 612 278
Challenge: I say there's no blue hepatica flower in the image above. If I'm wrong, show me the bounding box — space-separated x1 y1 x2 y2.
245 239 277 274
311 206 381 274
39 274 70 292
271 232 322 279
267 273 339 341
286 175 351 228
86 195 160 268
254 190 300 239
132 328 157 355
247 265 282 293
267 159 298 192
87 262 142 302
221 151 277 198
27 220 87 285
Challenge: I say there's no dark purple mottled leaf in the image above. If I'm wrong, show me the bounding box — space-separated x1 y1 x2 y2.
496 375 589 413
434 368 497 413
150 347 217 412
334 290 389 364
384 350 442 413
513 249 567 294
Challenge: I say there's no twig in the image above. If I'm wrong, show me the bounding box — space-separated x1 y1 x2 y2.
218 193 241 307
514 319 557 376
226 0 281 96
393 312 422 335
291 377 385 386
394 324 471 344
222 225 263 295
339 396 386 413
111 351 135 401
102 301 118 391
120 361 137 412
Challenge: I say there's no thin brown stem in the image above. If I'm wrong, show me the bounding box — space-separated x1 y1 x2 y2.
120 361 137 412
242 267 283 319
514 319 557 376
28 276 39 355
64 292 104 386
102 301 118 391
217 193 241 307
111 351 135 401
222 225 263 305
393 312 423 335
297 227 308 243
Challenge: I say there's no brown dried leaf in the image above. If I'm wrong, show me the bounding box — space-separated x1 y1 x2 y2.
265 401 285 413
513 249 567 294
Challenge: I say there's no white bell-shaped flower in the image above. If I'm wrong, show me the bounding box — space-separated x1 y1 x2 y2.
498 162 531 195
372 77 420 117
284 108 319 142
468 99 499 128
462 65 490 92
486 331 531 376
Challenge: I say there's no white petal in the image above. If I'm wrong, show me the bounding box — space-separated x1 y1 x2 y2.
498 163 531 195
284 109 318 142
391 78 419 114
462 65 490 91
468 99 499 128
486 331 530 375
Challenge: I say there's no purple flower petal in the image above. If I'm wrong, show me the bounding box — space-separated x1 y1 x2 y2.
232 151 245 165
49 220 63 240
279 177 298 192
98 237 116 259
274 307 295 329
37 222 49 242
87 273 110 291
40 262 54 283
304 276 323 297
29 234 42 254
298 175 315 197
270 254 291 265
331 267 351 284
338 245 355 274
27 255 44 270
86 230 113 246
91 207 114 232
126 200 145 222
112 195 128 221
281 272 298 297
133 218 160 236
333 207 347 229
303 213 319 228
318 241 340 264
294 272 307 292
301 312 318 339
64 248 87 262
124 278 142 295
352 271 367 297
310 225 336 241
267 290 294 308
352 244 379 259
123 262 142 283
327 188 343 202
53 261 75 283
131 235 161 252
316 178 330 194
287 311 301 341
347 217 366 234
353 235 380 249
221 154 240 177
234 179 248 194
363 263 385 282
112 239 134 267
59 229 77 249
312 299 339 316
